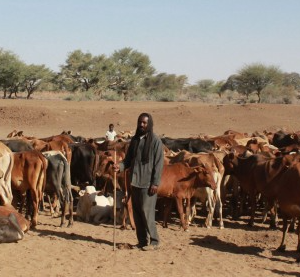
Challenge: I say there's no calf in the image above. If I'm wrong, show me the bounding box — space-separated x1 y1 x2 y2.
166 150 225 229
76 186 123 225
42 150 74 227
157 162 216 231
11 150 47 227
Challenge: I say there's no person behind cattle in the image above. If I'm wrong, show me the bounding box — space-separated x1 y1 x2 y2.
105 124 117 142
113 112 164 251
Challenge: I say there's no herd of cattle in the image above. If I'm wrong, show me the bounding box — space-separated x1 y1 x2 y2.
1 128 300 261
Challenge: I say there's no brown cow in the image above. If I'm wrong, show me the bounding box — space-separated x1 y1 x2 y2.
224 152 300 262
157 162 217 231
11 150 48 227
31 139 72 164
165 150 225 229
223 152 300 228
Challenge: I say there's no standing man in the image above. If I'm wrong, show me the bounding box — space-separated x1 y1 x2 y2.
113 112 164 251
105 123 117 141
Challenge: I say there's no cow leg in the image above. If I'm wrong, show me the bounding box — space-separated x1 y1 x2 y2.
188 197 197 225
205 188 214 229
60 200 67 227
215 191 224 229
269 201 278 229
239 189 247 217
30 189 39 227
277 215 291 252
126 197 136 230
214 172 224 229
162 198 173 228
46 194 55 217
25 190 32 221
185 197 191 227
68 201 74 227
175 197 187 231
248 193 257 227
231 177 240 220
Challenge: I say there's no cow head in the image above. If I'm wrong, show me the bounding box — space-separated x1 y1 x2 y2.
194 164 217 190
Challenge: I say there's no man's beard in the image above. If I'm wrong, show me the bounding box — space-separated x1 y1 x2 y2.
137 127 147 136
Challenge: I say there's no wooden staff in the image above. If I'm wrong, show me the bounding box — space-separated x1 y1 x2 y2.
113 148 117 251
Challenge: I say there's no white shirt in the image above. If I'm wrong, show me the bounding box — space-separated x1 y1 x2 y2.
106 130 117 141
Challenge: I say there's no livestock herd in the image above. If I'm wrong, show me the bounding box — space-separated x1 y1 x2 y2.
1 128 300 262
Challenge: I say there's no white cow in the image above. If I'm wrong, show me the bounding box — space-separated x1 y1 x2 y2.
0 142 14 205
76 186 123 224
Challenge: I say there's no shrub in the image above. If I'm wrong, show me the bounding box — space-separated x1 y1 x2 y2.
63 90 101 101
261 85 297 104
151 90 177 102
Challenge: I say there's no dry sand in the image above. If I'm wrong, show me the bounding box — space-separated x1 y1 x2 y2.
1 99 300 277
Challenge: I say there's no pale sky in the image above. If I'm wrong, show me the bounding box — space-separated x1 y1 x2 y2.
0 0 299 84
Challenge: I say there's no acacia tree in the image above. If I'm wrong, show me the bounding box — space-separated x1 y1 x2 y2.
221 64 283 102
220 74 252 99
143 73 187 94
22 64 54 99
238 63 283 103
0 48 24 98
282 72 300 92
60 50 109 92
109 48 155 100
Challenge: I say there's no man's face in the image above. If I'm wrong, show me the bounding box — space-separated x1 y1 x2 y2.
137 116 149 135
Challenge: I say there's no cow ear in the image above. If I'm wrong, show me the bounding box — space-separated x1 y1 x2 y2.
79 190 85 196
291 134 294 139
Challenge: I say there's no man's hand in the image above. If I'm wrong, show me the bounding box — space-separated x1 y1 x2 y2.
149 185 158 196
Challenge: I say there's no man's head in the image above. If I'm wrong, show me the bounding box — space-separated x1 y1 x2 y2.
109 124 114 131
136 113 153 136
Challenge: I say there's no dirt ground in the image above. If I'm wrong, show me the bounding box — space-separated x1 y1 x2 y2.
1 99 300 277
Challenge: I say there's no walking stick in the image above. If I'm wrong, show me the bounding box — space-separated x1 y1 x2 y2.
113 148 117 251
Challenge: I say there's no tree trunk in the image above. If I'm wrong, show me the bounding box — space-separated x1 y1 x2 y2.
257 90 261 103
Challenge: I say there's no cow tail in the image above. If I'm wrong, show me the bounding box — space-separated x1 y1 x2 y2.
62 155 73 203
36 151 48 198
3 151 14 204
92 147 99 186
4 151 14 183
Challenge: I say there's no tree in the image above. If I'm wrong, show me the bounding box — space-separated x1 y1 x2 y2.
109 48 155 100
237 63 283 103
282 72 300 92
143 73 187 94
22 64 54 99
60 50 108 92
196 79 215 93
0 48 24 98
220 74 252 99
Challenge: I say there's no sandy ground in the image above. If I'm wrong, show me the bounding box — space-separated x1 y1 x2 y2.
1 99 300 277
